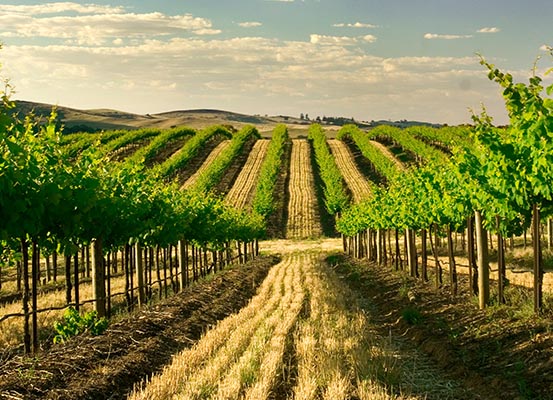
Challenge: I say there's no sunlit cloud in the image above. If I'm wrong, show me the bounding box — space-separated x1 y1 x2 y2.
310 34 376 45
362 34 377 43
477 27 500 33
424 33 473 40
0 7 220 45
1 32 493 124
237 21 262 28
0 2 510 124
0 2 125 15
333 22 377 28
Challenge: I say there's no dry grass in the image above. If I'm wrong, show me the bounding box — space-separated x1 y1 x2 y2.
285 139 323 239
129 253 305 400
129 247 416 400
225 139 270 210
292 254 408 400
369 140 406 171
327 139 373 203
0 273 129 348
0 257 186 349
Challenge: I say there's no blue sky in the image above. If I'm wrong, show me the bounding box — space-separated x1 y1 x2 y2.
0 0 551 124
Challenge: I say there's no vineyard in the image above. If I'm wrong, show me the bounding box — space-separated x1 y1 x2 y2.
1 58 553 399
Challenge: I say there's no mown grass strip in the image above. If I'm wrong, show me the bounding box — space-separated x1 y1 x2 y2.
327 139 375 203
293 255 401 400
225 140 270 210
128 256 291 400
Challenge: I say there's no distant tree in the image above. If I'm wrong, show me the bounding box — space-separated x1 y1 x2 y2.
305 113 309 120
316 116 321 122
300 113 304 120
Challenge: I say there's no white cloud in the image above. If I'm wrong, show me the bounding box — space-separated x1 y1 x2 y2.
2 33 497 125
362 34 377 43
477 27 500 33
333 22 377 28
424 33 473 40
193 28 222 35
0 2 125 15
0 8 219 45
238 21 262 28
310 34 376 46
310 34 358 46
0 5 506 125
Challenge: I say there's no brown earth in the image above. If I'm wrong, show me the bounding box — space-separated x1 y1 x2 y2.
0 255 279 400
330 254 553 400
14 100 316 134
264 140 291 239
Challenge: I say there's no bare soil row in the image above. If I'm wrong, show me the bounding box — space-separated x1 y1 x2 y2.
0 256 278 400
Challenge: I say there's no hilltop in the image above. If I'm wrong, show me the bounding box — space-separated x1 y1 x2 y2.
13 100 441 137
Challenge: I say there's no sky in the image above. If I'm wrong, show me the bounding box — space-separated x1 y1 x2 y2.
0 0 552 125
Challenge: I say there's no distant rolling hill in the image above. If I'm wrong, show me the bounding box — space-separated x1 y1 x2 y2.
13 100 441 137
13 100 310 135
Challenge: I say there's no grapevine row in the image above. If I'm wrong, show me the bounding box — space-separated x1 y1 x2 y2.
307 124 349 215
337 124 401 182
190 125 260 194
96 127 161 158
0 100 266 352
369 125 448 164
338 56 553 314
251 124 289 220
409 125 473 151
154 125 232 179
63 129 125 158
127 126 196 165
